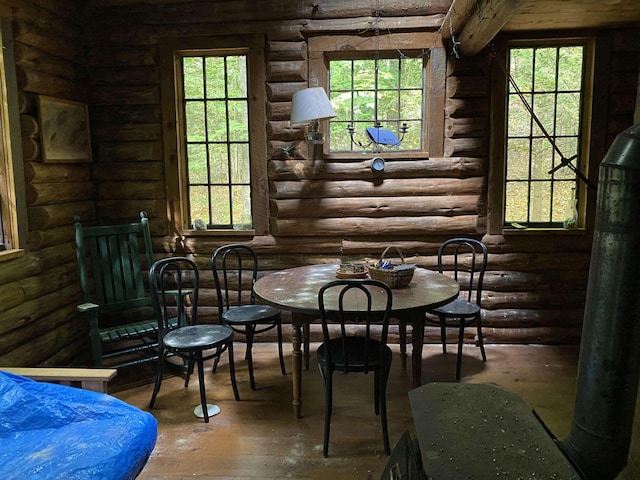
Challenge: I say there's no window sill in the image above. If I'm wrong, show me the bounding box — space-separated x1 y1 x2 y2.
182 229 255 237
0 248 25 262
503 228 588 235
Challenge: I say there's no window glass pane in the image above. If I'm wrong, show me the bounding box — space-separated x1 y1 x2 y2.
506 139 530 180
353 60 374 90
206 100 227 141
400 58 423 88
377 90 399 121
558 47 584 91
227 100 248 142
227 56 247 98
534 48 557 92
185 101 205 142
552 181 576 222
187 144 207 184
208 144 228 183
183 57 204 98
231 185 252 228
532 93 555 137
399 90 422 119
329 121 352 152
556 92 581 135
353 90 375 121
210 186 230 224
529 181 552 222
378 58 399 89
531 138 553 180
400 120 421 150
505 182 528 223
510 48 533 92
330 60 353 90
230 144 250 183
189 185 209 224
507 94 531 137
205 57 225 98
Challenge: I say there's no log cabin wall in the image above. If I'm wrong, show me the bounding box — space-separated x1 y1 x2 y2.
0 0 638 366
0 0 92 366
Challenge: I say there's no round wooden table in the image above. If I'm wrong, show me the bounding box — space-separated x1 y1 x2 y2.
254 263 459 418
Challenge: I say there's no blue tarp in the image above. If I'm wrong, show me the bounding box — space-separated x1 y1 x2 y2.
0 371 157 480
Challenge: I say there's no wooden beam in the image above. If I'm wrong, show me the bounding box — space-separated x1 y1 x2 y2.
440 0 477 39
447 0 526 56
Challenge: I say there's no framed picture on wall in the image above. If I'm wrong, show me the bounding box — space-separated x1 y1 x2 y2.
37 95 92 163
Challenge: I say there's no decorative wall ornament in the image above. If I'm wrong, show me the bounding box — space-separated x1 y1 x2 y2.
37 95 92 163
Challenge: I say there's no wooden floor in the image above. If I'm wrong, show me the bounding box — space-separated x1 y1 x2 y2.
113 342 640 479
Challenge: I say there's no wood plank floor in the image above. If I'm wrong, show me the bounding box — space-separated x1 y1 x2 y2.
113 342 640 479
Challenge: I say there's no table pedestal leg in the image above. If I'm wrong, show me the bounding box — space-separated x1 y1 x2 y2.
302 322 311 369
291 313 303 418
399 320 407 369
411 311 426 388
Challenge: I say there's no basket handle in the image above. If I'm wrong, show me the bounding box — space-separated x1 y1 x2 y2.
379 245 405 264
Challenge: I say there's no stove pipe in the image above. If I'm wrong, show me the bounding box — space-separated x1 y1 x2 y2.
560 123 640 479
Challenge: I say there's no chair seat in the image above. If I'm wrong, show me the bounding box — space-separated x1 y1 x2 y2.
163 324 233 351
222 304 281 325
432 298 480 318
99 318 177 343
318 336 392 372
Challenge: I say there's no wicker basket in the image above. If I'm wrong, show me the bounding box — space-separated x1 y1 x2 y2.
368 246 415 288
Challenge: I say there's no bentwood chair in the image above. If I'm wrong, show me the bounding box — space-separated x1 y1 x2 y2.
317 279 394 457
149 257 240 422
426 238 488 380
212 244 286 390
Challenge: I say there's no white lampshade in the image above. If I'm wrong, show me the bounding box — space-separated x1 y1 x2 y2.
290 87 336 126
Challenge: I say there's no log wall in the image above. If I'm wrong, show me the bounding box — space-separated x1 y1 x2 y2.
0 0 91 366
1 0 639 366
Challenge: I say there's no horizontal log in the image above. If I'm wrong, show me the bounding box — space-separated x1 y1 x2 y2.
28 201 94 229
95 200 165 222
266 61 307 82
445 117 489 138
20 114 38 137
270 177 485 199
28 224 76 250
482 290 586 310
90 104 161 125
14 41 87 83
483 269 588 292
15 66 87 103
13 19 85 64
22 137 39 161
97 141 163 161
91 65 159 86
90 85 160 106
267 120 302 141
444 136 488 156
446 54 491 77
446 75 491 99
0 306 82 365
266 81 306 102
268 157 484 179
267 140 308 160
445 98 490 118
0 246 75 287
423 326 582 345
24 161 90 183
18 92 37 115
92 161 164 181
270 215 478 236
267 101 292 120
96 181 165 200
92 123 162 142
268 41 307 61
271 195 480 218
481 308 584 328
25 181 95 206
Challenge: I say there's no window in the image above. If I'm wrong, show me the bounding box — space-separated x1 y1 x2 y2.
0 17 26 256
182 54 251 229
308 33 446 158
328 56 424 152
501 39 595 229
161 36 268 234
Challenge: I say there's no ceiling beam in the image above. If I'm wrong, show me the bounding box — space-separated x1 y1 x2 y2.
442 0 526 56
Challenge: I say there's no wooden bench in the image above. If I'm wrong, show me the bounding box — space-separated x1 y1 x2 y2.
1 367 117 393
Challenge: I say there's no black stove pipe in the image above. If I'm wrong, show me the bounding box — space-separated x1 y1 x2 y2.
560 123 640 479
